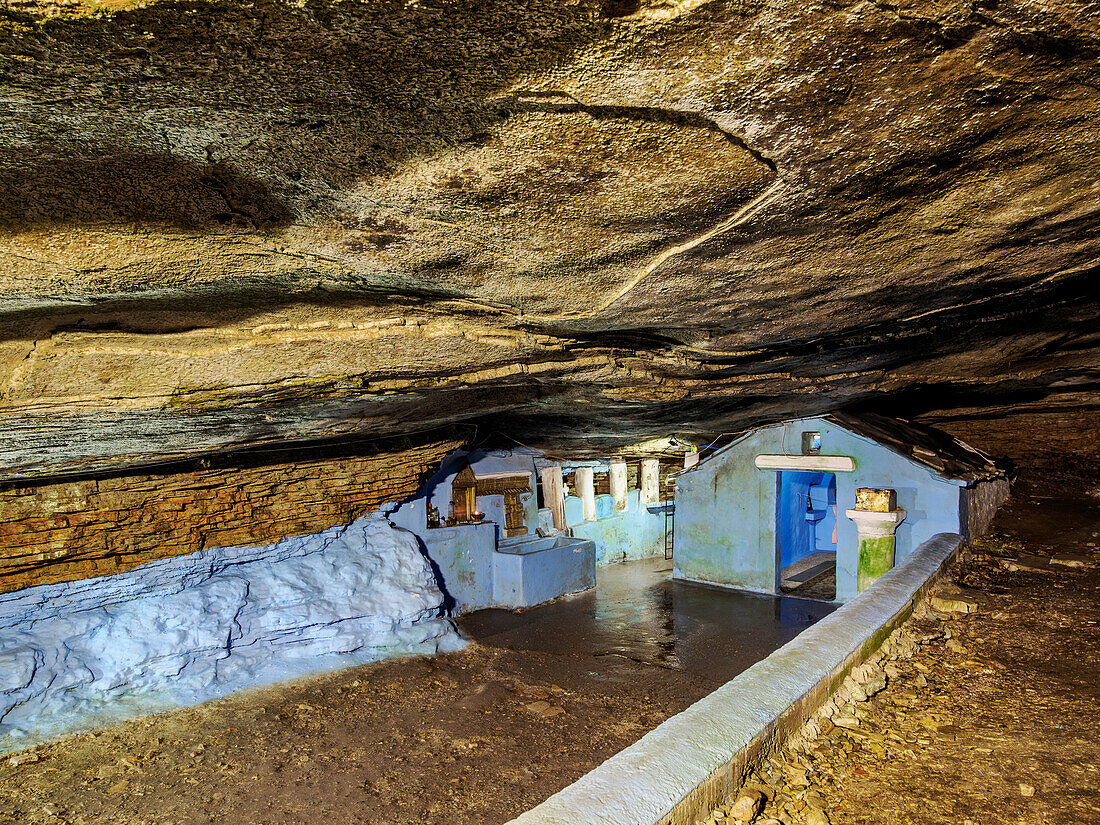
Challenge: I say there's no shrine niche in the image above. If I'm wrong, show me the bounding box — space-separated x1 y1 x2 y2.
450 465 478 524
476 475 533 538
445 464 533 536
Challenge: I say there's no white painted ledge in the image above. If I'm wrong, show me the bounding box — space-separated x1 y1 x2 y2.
754 454 855 472
844 508 906 525
507 532 963 825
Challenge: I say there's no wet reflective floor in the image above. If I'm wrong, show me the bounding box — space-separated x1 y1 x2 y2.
460 556 836 685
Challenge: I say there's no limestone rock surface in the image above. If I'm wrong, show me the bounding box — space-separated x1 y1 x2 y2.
0 0 1097 475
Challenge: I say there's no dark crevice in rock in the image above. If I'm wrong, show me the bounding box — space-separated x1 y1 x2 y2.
0 423 475 492
0 281 504 342
496 92 780 174
683 264 1099 372
846 383 1100 425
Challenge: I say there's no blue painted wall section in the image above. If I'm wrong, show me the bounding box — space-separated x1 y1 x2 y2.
568 489 665 566
493 536 596 608
675 418 969 601
777 471 837 568
388 451 668 614
386 448 608 613
387 449 533 613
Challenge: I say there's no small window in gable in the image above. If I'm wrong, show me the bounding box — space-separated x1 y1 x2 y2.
802 431 822 454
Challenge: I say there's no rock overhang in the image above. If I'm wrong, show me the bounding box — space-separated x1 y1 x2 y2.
0 0 1097 478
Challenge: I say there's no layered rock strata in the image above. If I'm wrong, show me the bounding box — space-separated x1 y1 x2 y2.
0 0 1096 475
0 431 464 593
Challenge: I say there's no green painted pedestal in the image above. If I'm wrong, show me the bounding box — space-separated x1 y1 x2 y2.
845 508 907 593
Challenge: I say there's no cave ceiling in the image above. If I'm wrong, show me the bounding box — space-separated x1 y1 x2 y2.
0 0 1098 479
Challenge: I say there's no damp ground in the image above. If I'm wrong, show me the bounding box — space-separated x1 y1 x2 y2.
461 557 834 683
0 558 832 825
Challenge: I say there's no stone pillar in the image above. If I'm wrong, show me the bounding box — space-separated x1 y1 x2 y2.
640 459 660 506
684 449 699 470
609 459 629 512
540 465 566 532
846 488 906 593
575 466 596 522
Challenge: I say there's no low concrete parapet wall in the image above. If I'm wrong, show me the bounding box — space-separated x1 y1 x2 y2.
508 532 964 825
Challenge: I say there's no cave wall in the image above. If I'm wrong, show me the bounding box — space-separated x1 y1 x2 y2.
0 0 1095 473
923 405 1100 479
964 476 1013 539
0 433 464 594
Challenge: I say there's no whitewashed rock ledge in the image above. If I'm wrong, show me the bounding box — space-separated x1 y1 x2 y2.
507 532 964 825
0 518 464 752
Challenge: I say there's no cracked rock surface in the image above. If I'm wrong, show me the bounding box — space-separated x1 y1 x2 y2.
1 0 1098 476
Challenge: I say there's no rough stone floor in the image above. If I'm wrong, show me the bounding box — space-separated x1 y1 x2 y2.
780 552 837 602
0 643 701 825
0 558 829 825
707 468 1100 825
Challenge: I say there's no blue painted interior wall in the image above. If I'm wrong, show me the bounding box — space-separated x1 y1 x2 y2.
567 488 666 566
492 537 596 607
674 418 966 601
385 482 499 615
386 448 541 613
387 448 687 613
777 471 837 569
